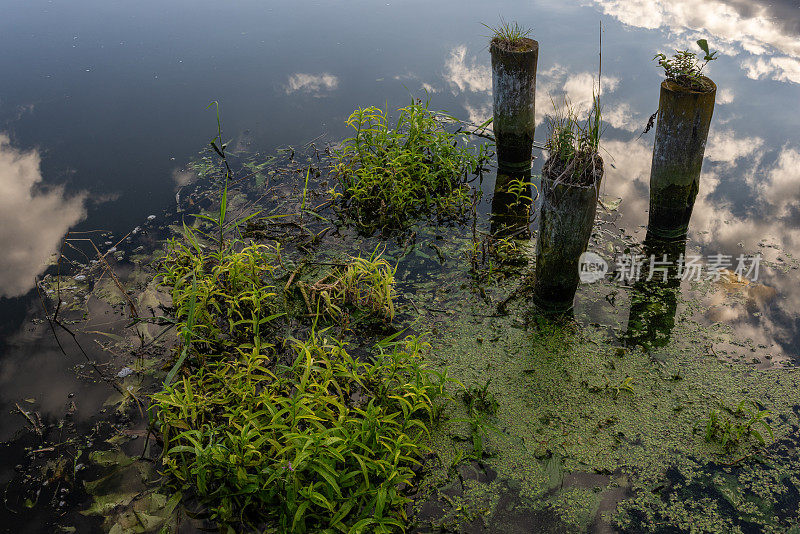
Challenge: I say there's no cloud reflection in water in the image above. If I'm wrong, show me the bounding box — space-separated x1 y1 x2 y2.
600 131 800 361
589 0 800 83
0 135 86 298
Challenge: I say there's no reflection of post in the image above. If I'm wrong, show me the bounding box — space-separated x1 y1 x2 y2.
490 171 533 239
533 161 604 313
648 77 716 240
624 230 687 351
491 38 538 174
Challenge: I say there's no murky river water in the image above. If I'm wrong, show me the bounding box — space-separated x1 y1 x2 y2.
1 0 799 532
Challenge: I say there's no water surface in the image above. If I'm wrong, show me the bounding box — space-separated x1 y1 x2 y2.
1 0 799 531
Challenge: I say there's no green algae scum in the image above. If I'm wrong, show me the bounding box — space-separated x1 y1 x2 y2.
5 13 800 534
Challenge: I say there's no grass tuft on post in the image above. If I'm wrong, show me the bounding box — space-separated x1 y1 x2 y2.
482 18 533 49
543 94 603 186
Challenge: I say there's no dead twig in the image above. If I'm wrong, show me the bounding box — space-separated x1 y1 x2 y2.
14 403 42 436
65 237 139 319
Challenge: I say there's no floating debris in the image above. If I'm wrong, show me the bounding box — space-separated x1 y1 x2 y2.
116 367 134 378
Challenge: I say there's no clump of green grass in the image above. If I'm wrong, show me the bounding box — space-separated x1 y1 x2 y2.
543 95 603 186
654 39 717 91
158 239 285 382
294 249 397 322
334 100 488 232
334 250 396 321
149 106 448 532
154 222 419 532
482 18 533 50
152 332 447 531
705 400 773 454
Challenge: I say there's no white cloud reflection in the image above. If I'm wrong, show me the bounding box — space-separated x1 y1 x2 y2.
441 46 643 133
589 0 800 84
444 45 491 94
600 130 800 360
538 65 640 131
0 135 86 298
717 88 735 105
742 56 800 84
285 73 339 96
759 147 800 218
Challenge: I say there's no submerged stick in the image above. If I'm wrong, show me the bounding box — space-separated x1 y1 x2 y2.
15 403 42 436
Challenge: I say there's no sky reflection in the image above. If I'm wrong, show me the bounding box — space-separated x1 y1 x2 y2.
285 73 339 96
0 135 85 298
589 0 800 83
0 0 797 424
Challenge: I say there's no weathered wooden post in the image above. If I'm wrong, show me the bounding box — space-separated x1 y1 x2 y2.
648 77 716 240
491 37 538 174
532 157 604 313
490 171 533 239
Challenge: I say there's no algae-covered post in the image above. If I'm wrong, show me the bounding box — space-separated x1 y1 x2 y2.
533 96 603 313
489 22 538 173
648 42 717 240
533 162 603 312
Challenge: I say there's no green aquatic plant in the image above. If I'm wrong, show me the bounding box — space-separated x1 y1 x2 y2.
288 249 397 323
152 333 447 531
163 273 198 387
153 172 427 531
191 102 263 254
334 249 396 321
455 383 501 460
462 379 498 417
162 233 397 340
505 176 535 205
544 94 603 186
609 375 634 399
491 236 523 263
654 39 718 90
334 100 488 232
158 240 284 357
705 400 773 453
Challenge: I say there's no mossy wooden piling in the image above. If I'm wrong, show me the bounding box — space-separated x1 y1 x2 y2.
648 77 716 240
491 37 538 174
533 161 603 313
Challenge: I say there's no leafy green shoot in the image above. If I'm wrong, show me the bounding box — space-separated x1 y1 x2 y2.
654 39 718 90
